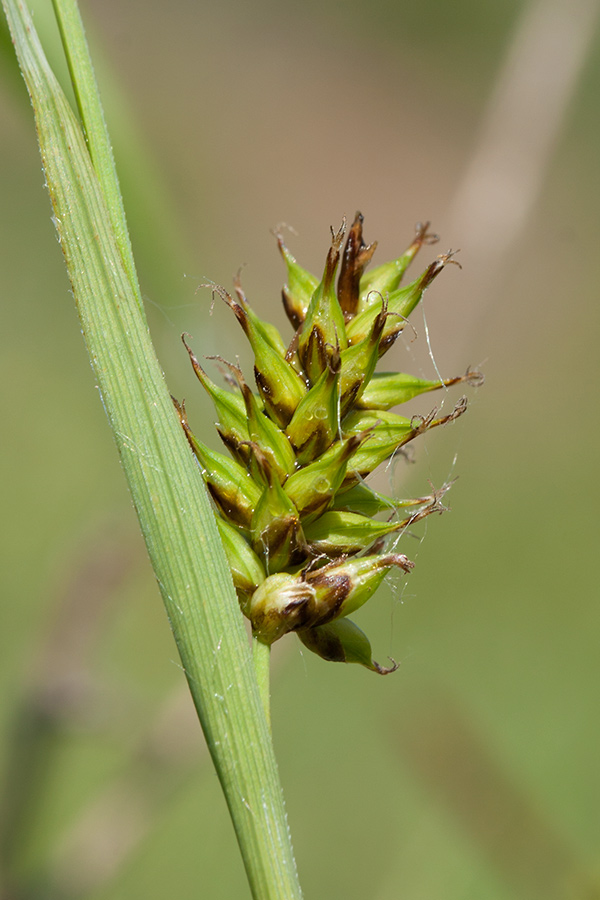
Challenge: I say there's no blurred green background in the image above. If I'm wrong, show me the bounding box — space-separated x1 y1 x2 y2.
2 0 600 897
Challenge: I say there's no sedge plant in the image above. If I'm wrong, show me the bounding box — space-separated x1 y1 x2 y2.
176 215 482 706
3 0 480 896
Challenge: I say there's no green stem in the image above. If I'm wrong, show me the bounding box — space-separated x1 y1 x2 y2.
252 636 272 731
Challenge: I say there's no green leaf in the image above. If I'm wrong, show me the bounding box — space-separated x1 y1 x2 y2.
2 2 302 897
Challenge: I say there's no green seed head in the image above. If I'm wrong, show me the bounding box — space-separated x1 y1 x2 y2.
178 215 481 671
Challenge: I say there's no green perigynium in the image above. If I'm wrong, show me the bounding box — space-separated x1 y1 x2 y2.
176 213 482 673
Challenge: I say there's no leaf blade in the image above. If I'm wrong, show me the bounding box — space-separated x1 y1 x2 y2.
2 2 302 896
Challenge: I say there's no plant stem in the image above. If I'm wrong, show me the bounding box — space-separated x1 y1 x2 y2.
252 636 272 731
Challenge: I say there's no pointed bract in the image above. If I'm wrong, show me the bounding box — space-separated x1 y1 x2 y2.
338 301 387 414
320 553 413 619
217 358 296 483
358 220 438 311
275 229 319 329
298 618 398 673
342 399 468 483
347 253 458 353
331 481 453 516
284 431 368 523
213 282 307 427
337 212 377 319
285 346 341 464
304 497 448 556
181 335 249 460
250 446 306 572
304 509 407 555
297 222 348 383
358 367 483 410
329 481 399 516
232 273 289 356
216 517 266 612
172 397 261 529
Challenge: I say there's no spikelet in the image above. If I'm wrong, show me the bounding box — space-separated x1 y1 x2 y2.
177 214 481 673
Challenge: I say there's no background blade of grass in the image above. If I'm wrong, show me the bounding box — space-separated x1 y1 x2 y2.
1 1 302 897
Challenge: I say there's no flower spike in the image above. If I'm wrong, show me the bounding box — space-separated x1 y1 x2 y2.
181 215 480 670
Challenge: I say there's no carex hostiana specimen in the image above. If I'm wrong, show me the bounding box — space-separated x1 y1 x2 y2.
174 214 482 673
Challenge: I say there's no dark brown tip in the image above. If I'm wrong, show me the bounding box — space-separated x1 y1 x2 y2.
206 354 244 385
207 356 254 415
396 490 450 532
233 269 249 308
181 333 210 385
171 396 202 460
245 440 274 484
171 394 187 425
322 219 347 293
324 343 342 375
337 211 378 318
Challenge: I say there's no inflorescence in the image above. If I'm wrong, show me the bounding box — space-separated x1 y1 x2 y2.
174 214 482 673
